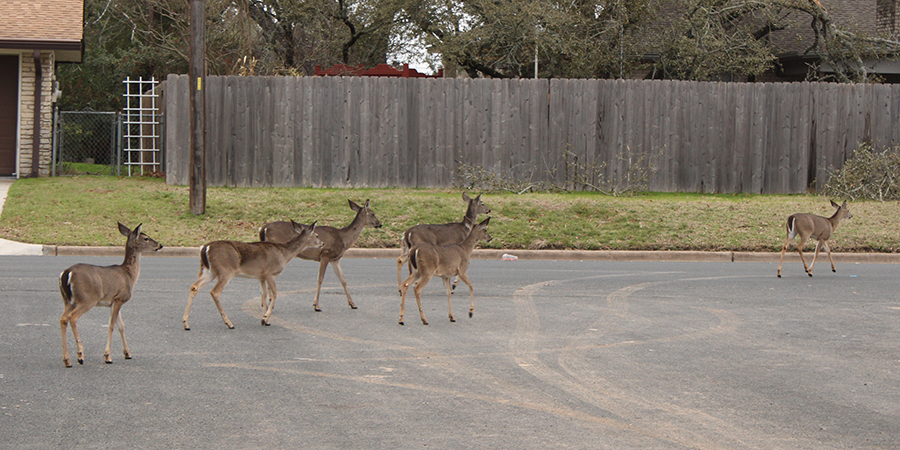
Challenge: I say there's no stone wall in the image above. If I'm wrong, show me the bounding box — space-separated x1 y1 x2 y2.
17 51 55 177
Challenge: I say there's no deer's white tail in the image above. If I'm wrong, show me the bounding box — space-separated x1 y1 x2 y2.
59 269 74 306
786 216 797 240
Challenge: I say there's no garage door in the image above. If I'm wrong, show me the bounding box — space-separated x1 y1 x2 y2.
0 55 19 176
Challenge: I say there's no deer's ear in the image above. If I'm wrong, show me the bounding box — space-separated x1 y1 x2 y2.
479 217 491 227
462 192 471 202
831 200 840 208
133 224 143 236
118 222 131 237
348 199 361 211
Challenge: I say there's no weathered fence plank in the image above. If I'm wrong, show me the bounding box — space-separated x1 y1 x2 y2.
164 75 899 194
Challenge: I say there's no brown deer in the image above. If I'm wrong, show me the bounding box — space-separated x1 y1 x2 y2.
259 199 382 312
182 220 321 330
396 192 490 292
399 217 491 326
777 200 853 278
59 223 162 367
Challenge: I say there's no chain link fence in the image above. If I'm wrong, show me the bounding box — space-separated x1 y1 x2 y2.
53 111 119 176
53 77 163 177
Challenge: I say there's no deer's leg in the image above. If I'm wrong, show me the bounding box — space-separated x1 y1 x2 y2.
313 259 329 312
413 273 432 325
60 307 74 368
808 240 824 276
397 246 409 294
330 260 357 310
399 272 420 325
441 276 456 322
457 271 476 318
794 236 811 276
104 303 124 364
66 303 93 365
777 237 793 278
184 268 214 330
258 279 268 308
261 276 277 326
822 241 837 273
209 277 236 329
116 309 131 360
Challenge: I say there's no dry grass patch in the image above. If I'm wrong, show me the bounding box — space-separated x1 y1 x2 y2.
1 177 899 252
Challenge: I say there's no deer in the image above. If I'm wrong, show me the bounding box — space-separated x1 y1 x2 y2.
182 220 322 330
399 217 492 326
259 199 382 312
59 223 162 367
777 200 853 278
396 192 490 293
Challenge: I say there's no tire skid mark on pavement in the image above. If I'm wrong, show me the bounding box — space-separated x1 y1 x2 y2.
204 361 669 438
224 273 745 448
227 291 675 445
511 275 756 450
510 278 716 449
237 298 595 429
558 278 751 450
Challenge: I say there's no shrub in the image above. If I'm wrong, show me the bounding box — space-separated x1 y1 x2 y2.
823 143 900 201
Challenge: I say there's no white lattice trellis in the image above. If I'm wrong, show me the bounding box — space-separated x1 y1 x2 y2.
122 77 161 175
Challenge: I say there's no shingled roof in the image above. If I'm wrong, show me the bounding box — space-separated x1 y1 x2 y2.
769 0 887 57
0 0 84 62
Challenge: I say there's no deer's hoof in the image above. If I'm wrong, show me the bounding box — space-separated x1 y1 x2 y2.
808 273 813 277
105 360 113 365
184 327 191 331
832 269 836 273
469 312 473 318
350 305 358 310
125 355 132 360
262 319 271 326
399 321 404 326
78 359 84 365
777 274 781 278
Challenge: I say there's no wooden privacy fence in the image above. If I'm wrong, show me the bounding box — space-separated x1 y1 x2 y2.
163 74 900 193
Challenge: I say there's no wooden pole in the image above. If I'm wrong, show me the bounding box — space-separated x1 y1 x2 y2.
189 0 206 214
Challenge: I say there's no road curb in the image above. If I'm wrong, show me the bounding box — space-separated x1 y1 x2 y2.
39 245 900 263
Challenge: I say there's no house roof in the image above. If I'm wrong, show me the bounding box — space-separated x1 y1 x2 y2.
770 0 885 57
0 0 84 62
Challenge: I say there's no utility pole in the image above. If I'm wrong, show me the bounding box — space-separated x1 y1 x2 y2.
189 0 206 214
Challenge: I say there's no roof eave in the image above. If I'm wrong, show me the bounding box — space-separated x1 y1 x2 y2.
0 39 83 62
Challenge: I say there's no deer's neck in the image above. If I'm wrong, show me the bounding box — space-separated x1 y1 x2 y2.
459 233 480 255
340 213 366 246
462 204 479 225
121 246 142 283
828 209 844 229
283 231 311 257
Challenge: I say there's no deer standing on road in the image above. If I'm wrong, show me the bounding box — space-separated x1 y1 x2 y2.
59 223 162 367
399 217 491 325
259 199 382 312
777 200 852 278
182 220 321 329
396 192 490 292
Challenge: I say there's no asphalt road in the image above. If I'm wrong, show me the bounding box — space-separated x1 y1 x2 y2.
1 255 898 449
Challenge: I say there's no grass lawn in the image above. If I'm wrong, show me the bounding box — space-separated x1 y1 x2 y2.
1 176 898 252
